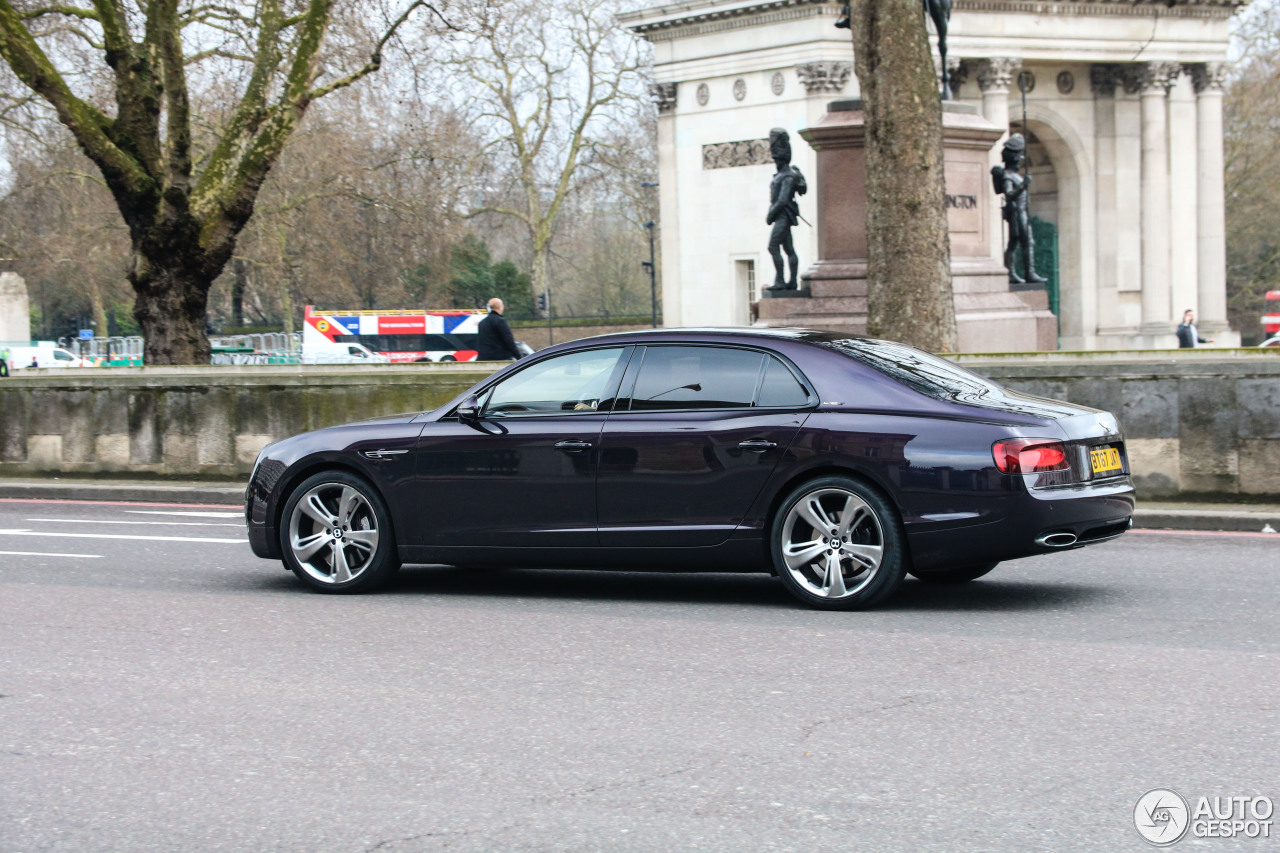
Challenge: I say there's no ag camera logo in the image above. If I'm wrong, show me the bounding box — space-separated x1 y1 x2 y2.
1134 788 1190 846
1134 789 1275 845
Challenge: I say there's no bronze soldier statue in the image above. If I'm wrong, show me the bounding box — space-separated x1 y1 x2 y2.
835 0 953 100
991 133 1046 284
765 128 806 292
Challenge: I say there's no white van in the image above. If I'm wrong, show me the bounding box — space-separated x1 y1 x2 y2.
299 343 390 365
8 345 97 369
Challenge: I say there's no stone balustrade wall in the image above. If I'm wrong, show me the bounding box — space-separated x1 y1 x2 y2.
1 353 1277 499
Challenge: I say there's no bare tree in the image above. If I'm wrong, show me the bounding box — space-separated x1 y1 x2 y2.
444 0 644 316
1225 0 1280 343
847 0 956 352
0 0 450 364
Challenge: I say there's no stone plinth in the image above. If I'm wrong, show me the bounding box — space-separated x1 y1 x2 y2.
0 272 30 343
755 101 1057 352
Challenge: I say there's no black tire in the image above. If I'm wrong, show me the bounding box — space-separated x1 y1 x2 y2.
440 355 457 362
279 470 400 594
770 475 907 610
909 562 999 584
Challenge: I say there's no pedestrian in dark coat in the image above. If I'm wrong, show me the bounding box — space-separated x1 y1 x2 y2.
476 298 523 361
1176 309 1210 349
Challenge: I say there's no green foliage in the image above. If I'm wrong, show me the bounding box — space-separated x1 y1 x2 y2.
110 304 140 337
406 234 534 320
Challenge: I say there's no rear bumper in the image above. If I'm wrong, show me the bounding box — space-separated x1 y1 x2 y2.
907 477 1135 571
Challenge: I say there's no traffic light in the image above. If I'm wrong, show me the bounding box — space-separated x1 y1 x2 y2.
537 292 548 312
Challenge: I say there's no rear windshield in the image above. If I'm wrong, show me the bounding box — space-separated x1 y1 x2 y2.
817 337 1003 404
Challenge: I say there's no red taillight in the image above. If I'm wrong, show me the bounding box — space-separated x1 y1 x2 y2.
993 438 1071 474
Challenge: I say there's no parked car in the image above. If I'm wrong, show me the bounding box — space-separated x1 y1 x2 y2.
245 328 1135 610
1260 335 1280 348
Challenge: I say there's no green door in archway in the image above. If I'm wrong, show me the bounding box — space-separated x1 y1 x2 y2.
1030 216 1059 316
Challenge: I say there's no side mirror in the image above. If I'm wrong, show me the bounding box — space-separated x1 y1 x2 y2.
456 395 480 422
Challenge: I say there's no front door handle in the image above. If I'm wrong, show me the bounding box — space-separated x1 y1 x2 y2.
554 439 593 453
738 439 777 452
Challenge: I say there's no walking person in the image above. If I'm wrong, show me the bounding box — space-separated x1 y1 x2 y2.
476 298 523 361
1176 309 1211 348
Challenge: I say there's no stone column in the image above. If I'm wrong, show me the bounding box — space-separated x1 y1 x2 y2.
0 271 30 344
1091 65 1121 340
1167 71 1199 323
1191 62 1230 335
1136 62 1180 335
976 58 1020 262
649 82 680 326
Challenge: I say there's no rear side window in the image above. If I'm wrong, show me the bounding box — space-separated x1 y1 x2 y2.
630 346 765 410
758 356 811 407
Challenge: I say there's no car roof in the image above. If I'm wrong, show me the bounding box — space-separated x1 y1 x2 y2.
559 327 858 346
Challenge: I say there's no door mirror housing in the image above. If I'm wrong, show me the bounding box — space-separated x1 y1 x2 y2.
456 395 481 422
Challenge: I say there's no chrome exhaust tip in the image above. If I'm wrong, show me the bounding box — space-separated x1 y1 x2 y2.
1036 531 1078 548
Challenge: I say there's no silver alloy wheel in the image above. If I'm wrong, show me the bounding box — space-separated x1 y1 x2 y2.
780 486 884 599
287 482 381 585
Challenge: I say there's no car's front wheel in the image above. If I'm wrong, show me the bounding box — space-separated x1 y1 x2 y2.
280 471 399 593
770 476 906 610
909 562 998 584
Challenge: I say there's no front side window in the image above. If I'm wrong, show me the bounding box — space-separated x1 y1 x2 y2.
630 346 766 411
485 347 626 417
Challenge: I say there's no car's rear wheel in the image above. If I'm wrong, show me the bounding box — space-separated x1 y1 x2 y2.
770 476 906 610
280 471 399 593
909 562 999 584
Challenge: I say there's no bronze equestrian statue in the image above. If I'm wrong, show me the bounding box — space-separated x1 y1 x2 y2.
836 0 953 100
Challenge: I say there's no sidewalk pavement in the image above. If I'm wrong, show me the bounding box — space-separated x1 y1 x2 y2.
1 478 1277 534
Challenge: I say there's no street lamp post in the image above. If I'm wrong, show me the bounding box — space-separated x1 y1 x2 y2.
641 181 658 328
642 221 657 328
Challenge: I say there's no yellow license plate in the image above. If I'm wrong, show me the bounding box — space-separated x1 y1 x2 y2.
1090 446 1123 475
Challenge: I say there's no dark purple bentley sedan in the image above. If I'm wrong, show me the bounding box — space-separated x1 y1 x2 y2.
245 329 1134 610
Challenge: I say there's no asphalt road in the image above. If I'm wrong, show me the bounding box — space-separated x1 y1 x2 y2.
1 498 1276 852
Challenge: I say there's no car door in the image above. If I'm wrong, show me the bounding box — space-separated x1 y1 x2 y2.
596 344 814 548
415 345 632 547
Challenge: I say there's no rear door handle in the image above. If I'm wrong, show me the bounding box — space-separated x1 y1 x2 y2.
738 439 777 452
555 439 593 453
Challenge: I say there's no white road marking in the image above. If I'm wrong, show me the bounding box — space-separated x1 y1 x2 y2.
0 549 103 559
0 529 246 544
27 518 243 528
126 510 243 519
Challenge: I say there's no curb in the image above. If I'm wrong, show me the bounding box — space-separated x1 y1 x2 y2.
1132 509 1279 533
2 480 1277 532
0 480 244 506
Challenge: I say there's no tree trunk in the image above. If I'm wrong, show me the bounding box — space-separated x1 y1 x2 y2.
232 258 248 327
132 260 214 366
88 278 109 339
849 0 957 353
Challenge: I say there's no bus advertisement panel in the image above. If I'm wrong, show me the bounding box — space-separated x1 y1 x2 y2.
303 306 486 362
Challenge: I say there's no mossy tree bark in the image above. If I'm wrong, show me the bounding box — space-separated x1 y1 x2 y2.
848 0 957 353
0 0 440 364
